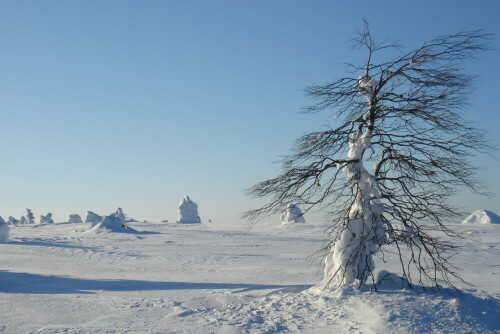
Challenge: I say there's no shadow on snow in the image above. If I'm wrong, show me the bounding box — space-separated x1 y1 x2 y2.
0 270 311 295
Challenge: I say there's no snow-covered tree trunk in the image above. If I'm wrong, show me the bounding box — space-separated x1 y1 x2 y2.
323 126 386 285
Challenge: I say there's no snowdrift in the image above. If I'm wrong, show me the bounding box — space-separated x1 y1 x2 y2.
462 210 500 225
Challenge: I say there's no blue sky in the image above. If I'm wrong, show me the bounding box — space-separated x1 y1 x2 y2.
1 0 499 224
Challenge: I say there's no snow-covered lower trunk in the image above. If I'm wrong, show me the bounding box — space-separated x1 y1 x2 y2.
323 126 386 286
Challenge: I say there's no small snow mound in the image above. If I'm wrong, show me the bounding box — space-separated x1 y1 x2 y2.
176 196 201 224
40 213 54 224
376 270 409 288
461 210 500 225
7 216 18 225
85 211 102 224
0 217 9 242
67 214 83 224
280 204 306 225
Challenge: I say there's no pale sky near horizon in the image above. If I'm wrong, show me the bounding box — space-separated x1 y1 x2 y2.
1 0 499 224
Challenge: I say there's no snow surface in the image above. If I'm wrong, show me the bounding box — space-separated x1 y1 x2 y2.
0 221 498 333
462 210 500 225
280 204 306 224
176 195 201 224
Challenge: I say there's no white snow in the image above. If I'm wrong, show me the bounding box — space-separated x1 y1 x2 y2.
176 196 201 224
280 204 306 224
40 213 55 224
85 211 102 224
462 210 500 225
68 214 83 224
0 221 498 333
0 217 8 242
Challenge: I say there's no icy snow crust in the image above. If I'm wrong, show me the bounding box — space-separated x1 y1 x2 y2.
462 210 500 225
0 221 498 333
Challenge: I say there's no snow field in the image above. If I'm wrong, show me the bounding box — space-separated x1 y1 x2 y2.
0 221 498 333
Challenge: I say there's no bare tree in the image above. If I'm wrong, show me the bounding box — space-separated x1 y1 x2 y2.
244 22 492 289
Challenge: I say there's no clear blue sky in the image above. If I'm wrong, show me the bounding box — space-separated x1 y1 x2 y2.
1 0 499 224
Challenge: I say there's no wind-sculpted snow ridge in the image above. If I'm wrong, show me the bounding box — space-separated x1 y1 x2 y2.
280 204 306 224
176 195 201 224
462 210 500 224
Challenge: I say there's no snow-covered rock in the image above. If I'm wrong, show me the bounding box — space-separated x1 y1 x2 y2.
462 210 500 225
280 204 306 225
176 196 201 224
7 216 18 225
0 217 8 243
40 213 55 224
67 214 83 224
85 211 102 224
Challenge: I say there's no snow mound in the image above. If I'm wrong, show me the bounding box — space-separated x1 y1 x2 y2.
40 213 54 224
67 214 83 224
18 216 27 224
176 196 201 224
280 204 306 225
7 216 18 225
85 211 102 224
0 217 9 242
376 270 409 289
462 210 500 225
88 213 135 233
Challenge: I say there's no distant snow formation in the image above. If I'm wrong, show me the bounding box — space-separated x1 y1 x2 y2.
85 211 102 224
68 214 83 224
18 216 27 224
7 216 18 225
0 217 8 242
26 209 35 224
462 210 500 224
40 213 55 224
176 196 201 224
88 208 135 233
280 204 306 224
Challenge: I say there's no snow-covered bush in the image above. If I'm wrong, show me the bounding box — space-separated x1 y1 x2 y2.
40 213 54 224
176 196 201 224
18 216 27 224
68 214 83 224
280 204 306 224
0 218 9 243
